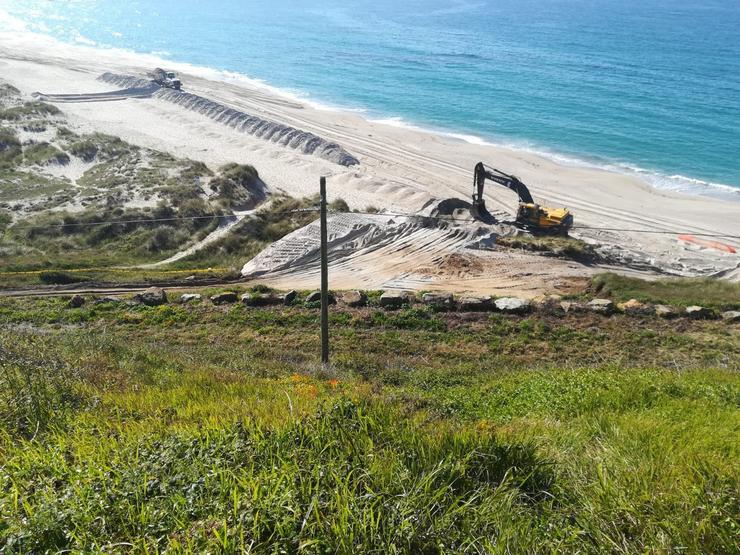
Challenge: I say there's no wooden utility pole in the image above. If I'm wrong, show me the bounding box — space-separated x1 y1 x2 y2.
319 176 330 366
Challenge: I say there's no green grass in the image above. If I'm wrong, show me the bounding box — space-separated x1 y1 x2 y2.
170 195 321 269
0 296 737 552
22 142 70 166
65 133 135 162
0 126 22 168
0 192 321 279
592 272 740 310
0 101 60 121
0 169 69 202
497 234 597 262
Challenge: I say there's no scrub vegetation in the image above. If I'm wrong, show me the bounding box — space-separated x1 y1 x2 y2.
0 83 266 273
0 294 737 553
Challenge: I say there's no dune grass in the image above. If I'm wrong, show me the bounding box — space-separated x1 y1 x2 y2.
0 296 737 553
497 234 597 262
592 272 740 310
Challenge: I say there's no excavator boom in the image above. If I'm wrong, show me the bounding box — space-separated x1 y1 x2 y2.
473 163 534 204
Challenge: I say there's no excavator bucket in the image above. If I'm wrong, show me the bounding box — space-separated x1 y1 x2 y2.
470 200 496 224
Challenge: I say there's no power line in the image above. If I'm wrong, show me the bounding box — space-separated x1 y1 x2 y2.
4 209 317 230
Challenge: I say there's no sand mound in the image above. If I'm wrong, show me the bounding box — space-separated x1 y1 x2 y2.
242 212 591 296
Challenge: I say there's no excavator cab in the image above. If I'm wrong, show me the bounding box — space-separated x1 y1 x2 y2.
471 162 573 235
516 203 573 233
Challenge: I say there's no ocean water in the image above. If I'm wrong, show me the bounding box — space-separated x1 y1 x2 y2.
1 0 739 196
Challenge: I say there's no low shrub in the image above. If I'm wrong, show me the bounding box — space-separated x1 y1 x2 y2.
38 271 90 285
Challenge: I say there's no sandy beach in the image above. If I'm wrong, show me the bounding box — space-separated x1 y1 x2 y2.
1 29 739 287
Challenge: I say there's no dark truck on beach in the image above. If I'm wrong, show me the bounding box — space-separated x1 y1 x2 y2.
150 68 182 90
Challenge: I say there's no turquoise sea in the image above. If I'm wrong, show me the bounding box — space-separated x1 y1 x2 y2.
1 0 739 195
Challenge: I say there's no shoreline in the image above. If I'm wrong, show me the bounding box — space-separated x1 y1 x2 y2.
1 11 739 200
1 25 739 280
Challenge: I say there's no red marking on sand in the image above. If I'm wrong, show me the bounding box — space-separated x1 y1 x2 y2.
678 235 736 254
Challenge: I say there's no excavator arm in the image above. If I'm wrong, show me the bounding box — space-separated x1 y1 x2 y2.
473 162 534 205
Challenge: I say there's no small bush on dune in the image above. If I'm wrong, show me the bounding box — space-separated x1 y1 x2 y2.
497 234 597 262
0 83 20 98
67 139 98 162
67 133 135 162
0 210 11 231
217 162 259 184
0 126 22 167
145 226 190 253
23 142 70 166
180 160 213 182
329 197 350 212
38 271 89 285
0 101 60 121
211 163 266 209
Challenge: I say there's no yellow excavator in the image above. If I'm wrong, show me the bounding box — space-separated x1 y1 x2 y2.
470 162 573 234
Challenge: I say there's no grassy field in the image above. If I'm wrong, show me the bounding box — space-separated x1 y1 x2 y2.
0 293 737 553
591 273 740 310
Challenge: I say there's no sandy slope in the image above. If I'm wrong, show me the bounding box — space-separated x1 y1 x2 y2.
1 31 739 288
241 213 591 297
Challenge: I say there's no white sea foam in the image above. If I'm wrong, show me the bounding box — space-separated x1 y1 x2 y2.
1 7 737 200
72 32 96 46
369 114 739 199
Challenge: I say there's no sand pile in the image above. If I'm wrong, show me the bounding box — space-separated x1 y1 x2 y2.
242 212 591 296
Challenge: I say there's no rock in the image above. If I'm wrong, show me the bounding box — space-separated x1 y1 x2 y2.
305 291 336 305
559 301 585 313
94 296 122 305
180 293 202 304
282 290 298 306
494 297 531 314
241 293 259 306
655 304 677 319
721 310 740 322
241 292 281 307
133 287 168 307
379 290 410 309
587 299 615 315
534 295 562 311
617 299 654 315
68 294 85 308
210 292 239 305
341 290 367 308
458 296 493 312
422 292 454 310
685 306 714 319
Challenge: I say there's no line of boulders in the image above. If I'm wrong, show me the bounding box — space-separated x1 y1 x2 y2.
65 287 739 322
366 291 739 321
